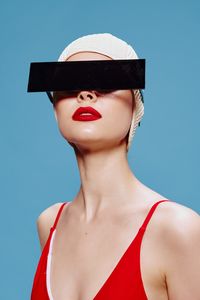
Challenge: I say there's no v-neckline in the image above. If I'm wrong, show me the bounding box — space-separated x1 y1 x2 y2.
47 200 168 300
48 222 142 300
92 225 143 299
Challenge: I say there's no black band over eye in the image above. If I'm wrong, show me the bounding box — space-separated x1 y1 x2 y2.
27 59 145 103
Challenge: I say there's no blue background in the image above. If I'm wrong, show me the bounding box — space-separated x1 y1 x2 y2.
0 0 199 299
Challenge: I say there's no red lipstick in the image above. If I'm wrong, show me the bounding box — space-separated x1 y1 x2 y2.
72 106 102 121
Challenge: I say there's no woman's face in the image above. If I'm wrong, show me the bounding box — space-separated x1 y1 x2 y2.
53 51 134 152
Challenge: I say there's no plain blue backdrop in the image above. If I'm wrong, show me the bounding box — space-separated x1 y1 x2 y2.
0 0 199 299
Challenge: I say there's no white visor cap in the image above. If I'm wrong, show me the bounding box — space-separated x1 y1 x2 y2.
56 33 144 152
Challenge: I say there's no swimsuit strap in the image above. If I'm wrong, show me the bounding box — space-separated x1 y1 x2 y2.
140 199 170 231
51 202 68 231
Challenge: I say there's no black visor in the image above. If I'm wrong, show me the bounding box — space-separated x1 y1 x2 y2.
27 59 145 103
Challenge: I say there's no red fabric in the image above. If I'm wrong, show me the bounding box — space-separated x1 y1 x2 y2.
30 199 170 300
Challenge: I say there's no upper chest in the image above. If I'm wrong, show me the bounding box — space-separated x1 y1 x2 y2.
48 203 169 300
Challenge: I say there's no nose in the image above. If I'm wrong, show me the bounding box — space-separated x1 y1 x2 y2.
77 90 97 103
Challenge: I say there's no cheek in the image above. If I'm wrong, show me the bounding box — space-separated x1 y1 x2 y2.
108 94 133 124
102 96 133 138
54 101 74 132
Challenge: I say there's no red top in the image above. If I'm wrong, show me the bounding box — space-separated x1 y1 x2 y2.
30 199 170 300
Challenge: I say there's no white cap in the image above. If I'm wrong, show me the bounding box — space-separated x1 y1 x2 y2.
57 33 144 152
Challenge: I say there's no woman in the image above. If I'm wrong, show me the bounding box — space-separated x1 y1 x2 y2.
30 33 200 300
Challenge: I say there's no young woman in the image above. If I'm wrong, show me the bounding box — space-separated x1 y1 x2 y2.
30 33 200 300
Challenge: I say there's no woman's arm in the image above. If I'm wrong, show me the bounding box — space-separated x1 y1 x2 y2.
36 202 63 251
161 203 200 299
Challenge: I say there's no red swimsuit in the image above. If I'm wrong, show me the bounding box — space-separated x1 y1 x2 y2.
30 199 170 299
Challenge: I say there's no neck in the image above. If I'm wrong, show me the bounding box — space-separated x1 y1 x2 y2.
72 142 142 222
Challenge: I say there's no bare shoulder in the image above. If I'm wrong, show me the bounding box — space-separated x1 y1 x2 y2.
36 202 65 251
157 200 200 240
155 201 200 286
153 200 200 249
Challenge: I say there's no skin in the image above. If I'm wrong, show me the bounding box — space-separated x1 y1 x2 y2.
37 51 200 300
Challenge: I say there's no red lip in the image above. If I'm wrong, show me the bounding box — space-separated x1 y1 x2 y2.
72 106 102 121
